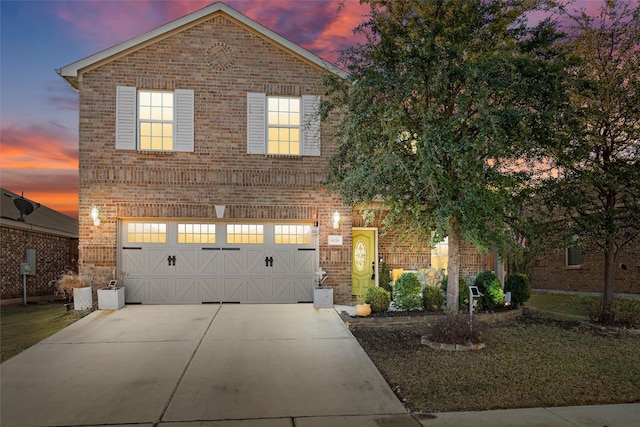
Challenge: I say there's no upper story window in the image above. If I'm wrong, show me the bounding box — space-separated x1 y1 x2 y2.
139 91 174 151
247 92 320 156
116 86 194 152
268 97 300 155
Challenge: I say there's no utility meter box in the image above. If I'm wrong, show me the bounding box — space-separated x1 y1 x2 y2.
20 262 31 275
22 249 36 275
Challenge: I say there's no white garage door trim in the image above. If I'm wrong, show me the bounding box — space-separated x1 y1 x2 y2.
118 220 317 304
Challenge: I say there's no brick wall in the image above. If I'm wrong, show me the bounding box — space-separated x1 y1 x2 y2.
1 225 78 300
76 14 353 302
530 239 640 295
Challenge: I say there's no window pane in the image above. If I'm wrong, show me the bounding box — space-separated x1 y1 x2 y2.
290 142 300 155
290 112 300 126
140 106 151 120
139 92 150 105
163 93 173 107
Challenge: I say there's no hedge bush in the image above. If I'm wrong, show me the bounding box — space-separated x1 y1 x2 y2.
504 273 531 306
364 286 391 313
441 275 470 311
379 262 392 293
423 285 444 312
474 270 505 310
393 273 422 310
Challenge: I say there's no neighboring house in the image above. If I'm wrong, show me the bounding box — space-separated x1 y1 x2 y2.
56 2 494 305
530 241 640 296
0 188 78 302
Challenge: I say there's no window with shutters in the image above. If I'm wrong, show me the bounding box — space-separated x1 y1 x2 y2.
139 91 174 151
267 97 300 155
247 92 320 156
116 86 194 152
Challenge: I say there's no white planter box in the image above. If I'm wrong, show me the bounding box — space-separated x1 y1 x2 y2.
313 286 333 308
98 287 125 310
73 287 93 311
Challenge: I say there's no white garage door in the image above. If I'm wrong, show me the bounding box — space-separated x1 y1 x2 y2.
119 221 317 304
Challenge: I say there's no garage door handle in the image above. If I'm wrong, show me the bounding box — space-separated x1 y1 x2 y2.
265 256 273 267
168 255 176 266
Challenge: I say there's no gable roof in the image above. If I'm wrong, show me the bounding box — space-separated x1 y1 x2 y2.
0 188 78 238
56 1 348 90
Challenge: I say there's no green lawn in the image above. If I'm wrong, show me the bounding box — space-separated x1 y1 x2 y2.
1 302 82 363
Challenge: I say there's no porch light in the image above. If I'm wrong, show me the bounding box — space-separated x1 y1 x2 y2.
332 211 341 229
91 206 100 226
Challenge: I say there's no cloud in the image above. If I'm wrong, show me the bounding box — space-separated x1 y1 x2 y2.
51 0 366 64
0 123 79 218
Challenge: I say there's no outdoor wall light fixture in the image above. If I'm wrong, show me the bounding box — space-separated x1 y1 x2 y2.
332 211 341 229
91 206 101 226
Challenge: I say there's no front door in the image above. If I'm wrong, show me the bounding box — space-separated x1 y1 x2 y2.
352 228 376 299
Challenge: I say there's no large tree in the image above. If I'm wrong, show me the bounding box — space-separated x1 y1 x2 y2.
323 0 570 312
538 0 640 323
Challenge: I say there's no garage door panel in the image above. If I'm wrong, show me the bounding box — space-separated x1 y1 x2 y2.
271 278 296 302
175 248 199 274
198 251 222 274
223 278 247 302
247 277 268 301
148 249 172 275
175 277 200 303
124 278 146 303
246 249 268 274
146 278 173 303
198 278 223 302
294 250 315 274
222 250 244 274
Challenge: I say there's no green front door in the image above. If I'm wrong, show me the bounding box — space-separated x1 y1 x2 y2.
352 229 376 299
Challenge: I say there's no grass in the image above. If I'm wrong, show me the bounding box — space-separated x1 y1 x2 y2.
352 292 640 413
1 302 82 363
353 315 640 413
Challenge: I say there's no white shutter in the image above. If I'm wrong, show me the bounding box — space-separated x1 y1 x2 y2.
115 86 136 150
174 89 194 152
302 95 321 156
247 92 266 154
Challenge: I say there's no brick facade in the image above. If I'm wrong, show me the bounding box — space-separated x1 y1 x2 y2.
1 225 78 300
530 240 640 295
74 12 353 302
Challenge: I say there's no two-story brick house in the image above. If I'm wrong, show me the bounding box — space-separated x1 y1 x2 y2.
57 2 500 306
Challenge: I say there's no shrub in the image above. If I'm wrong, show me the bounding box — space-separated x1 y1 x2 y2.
504 273 531 306
423 285 444 311
427 314 486 345
474 270 505 310
379 262 392 293
393 273 422 310
441 275 470 311
364 286 391 313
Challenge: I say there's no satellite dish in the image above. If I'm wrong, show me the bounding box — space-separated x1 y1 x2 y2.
14 197 37 221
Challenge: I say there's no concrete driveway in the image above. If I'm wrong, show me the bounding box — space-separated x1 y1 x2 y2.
1 304 419 426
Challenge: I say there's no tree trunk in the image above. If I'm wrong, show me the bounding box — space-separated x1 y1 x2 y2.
447 219 461 313
601 240 616 324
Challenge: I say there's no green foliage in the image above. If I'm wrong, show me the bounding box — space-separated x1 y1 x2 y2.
322 0 571 278
442 275 469 312
422 286 444 312
364 286 391 313
504 273 531 306
536 1 640 323
393 273 422 311
427 314 486 345
474 271 505 310
379 262 392 293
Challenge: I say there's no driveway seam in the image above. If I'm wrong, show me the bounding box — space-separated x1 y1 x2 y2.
154 304 222 426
